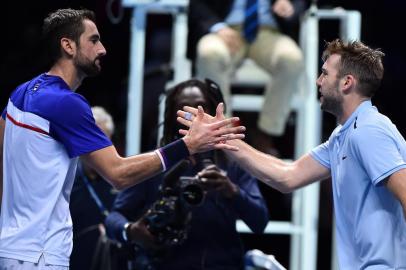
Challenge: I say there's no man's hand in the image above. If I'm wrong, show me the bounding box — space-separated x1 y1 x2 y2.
178 102 225 126
216 26 243 55
273 0 294 18
198 164 240 198
179 103 245 154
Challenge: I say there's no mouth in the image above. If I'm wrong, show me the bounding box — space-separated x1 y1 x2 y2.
317 90 322 100
94 58 103 70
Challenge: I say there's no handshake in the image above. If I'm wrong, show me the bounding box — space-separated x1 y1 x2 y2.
176 103 245 154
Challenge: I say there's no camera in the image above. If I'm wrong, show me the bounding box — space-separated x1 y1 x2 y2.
143 158 213 247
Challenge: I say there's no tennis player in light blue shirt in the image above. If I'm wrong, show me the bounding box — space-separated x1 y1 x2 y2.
311 100 406 269
181 39 406 269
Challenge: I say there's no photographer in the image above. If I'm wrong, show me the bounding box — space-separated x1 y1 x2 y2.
105 79 269 269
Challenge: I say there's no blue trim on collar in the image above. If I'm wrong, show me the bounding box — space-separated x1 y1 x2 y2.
338 100 372 134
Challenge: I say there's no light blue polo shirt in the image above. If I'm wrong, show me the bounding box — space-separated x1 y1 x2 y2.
311 100 406 270
0 74 112 266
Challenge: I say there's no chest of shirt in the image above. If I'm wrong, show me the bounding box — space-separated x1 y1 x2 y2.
328 132 370 202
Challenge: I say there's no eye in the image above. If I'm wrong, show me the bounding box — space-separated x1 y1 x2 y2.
90 35 101 44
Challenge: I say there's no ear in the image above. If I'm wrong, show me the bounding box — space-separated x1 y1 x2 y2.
341 74 355 94
60 37 76 57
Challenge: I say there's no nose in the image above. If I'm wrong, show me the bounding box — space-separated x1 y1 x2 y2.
98 42 107 56
316 74 322 87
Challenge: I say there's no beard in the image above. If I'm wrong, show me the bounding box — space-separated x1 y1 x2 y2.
320 85 343 117
74 52 102 77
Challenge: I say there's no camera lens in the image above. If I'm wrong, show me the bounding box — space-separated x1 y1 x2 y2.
182 183 204 206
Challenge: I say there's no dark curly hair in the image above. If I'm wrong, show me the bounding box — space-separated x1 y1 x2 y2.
161 78 225 146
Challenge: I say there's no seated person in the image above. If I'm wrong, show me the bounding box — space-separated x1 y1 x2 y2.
105 79 269 269
188 0 306 154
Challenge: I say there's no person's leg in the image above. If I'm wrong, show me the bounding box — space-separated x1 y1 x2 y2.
195 33 246 114
249 28 304 137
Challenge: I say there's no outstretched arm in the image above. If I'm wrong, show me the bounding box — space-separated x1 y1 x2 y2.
223 139 330 193
177 106 330 193
83 104 245 190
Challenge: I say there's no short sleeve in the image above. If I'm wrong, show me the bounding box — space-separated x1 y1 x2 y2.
310 140 331 169
351 125 406 185
48 93 112 158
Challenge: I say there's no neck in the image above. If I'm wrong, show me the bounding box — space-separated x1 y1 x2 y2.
47 60 85 91
337 96 370 124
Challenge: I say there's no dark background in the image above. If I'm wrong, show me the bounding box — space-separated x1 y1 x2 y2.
1 1 405 269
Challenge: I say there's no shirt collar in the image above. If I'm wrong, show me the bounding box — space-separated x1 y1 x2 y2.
337 100 372 134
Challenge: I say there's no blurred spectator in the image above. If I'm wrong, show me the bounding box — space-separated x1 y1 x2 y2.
188 0 306 155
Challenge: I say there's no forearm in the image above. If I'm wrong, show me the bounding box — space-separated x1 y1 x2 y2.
226 139 329 192
85 149 162 191
112 153 162 190
225 139 296 193
84 139 190 190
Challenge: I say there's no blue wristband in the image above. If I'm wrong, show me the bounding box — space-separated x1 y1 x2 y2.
155 139 190 171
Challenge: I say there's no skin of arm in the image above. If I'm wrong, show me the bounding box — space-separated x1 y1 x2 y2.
225 139 331 193
83 104 245 191
177 106 330 193
386 168 406 220
82 146 162 191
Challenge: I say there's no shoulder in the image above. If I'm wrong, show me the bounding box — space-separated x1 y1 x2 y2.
16 74 90 119
352 109 393 137
8 74 42 105
37 74 89 109
349 109 396 149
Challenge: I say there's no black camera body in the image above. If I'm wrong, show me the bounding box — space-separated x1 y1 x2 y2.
143 158 212 248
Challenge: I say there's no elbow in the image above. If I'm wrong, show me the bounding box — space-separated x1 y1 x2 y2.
109 176 128 191
260 177 295 194
104 170 129 191
104 163 136 191
111 182 126 191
